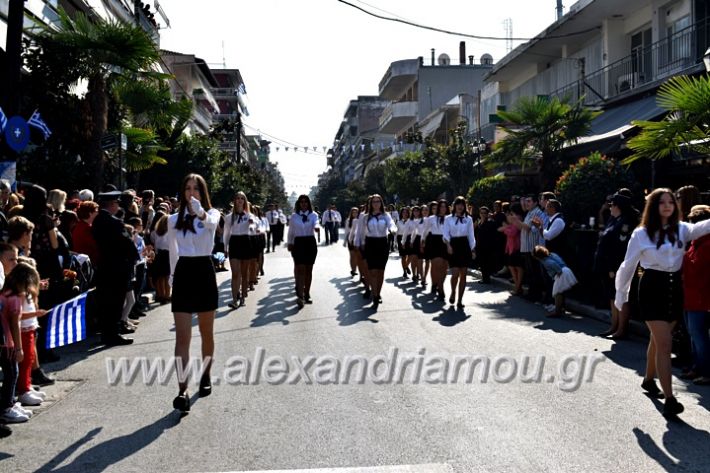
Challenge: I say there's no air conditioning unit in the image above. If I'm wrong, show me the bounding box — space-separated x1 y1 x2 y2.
617 73 639 92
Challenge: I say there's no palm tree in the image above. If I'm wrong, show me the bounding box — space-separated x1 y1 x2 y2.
36 9 161 189
626 74 710 163
492 95 598 191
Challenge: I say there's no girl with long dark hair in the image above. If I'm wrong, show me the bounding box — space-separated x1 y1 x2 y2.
167 174 220 412
344 207 360 277
426 200 450 300
615 188 710 418
444 196 476 308
287 195 320 308
224 192 255 308
409 206 426 282
396 207 411 279
356 194 396 308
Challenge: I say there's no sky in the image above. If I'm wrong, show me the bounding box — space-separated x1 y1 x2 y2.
160 0 561 196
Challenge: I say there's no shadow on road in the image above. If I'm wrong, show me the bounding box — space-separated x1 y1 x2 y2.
34 403 187 472
330 277 379 326
432 307 471 327
251 278 301 327
633 421 710 472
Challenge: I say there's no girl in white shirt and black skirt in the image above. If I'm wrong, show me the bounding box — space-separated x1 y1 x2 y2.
426 200 450 299
344 207 361 277
444 196 476 308
167 173 221 412
224 192 256 308
396 207 411 278
356 194 396 308
615 188 710 418
287 195 320 308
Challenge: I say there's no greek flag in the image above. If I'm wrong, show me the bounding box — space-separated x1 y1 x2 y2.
0 106 7 133
28 109 52 140
45 292 88 349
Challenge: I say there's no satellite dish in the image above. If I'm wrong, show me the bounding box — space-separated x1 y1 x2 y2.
437 53 450 66
481 53 494 65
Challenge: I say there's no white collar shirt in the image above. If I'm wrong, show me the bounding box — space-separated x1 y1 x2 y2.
167 208 221 282
443 214 476 250
287 211 320 244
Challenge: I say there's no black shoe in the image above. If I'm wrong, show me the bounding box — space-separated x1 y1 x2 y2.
199 375 212 397
304 295 313 304
102 334 134 346
0 424 11 438
457 302 465 309
260 269 265 276
119 323 136 335
403 272 409 279
363 289 371 299
663 397 684 418
641 378 664 399
350 270 357 277
130 309 147 319
598 329 615 338
31 368 55 387
377 296 382 304
172 392 190 412
406 268 411 275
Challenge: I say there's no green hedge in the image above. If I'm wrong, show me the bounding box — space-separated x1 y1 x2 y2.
555 152 637 225
467 175 537 208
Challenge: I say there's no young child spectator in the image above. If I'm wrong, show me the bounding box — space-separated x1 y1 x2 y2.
533 245 578 317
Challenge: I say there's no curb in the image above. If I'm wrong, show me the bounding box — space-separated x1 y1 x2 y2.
477 270 650 338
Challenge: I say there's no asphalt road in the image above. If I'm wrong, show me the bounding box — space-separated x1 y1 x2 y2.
1 240 709 473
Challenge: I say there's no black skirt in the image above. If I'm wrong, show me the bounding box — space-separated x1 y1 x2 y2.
409 235 423 258
151 249 170 277
505 250 523 268
254 234 266 253
448 236 473 268
638 269 683 322
365 236 389 270
425 234 447 260
397 235 406 257
172 256 218 313
292 236 317 265
229 234 255 260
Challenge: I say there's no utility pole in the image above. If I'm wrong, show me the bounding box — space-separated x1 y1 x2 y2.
235 111 242 164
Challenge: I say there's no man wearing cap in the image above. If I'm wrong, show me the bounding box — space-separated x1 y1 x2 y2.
92 191 139 345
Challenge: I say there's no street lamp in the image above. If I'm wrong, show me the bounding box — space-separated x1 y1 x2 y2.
704 47 710 73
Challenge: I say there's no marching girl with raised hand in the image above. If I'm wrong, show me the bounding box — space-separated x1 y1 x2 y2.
425 200 450 300
396 207 411 279
615 188 710 418
408 206 426 282
343 207 360 277
224 192 255 308
444 196 476 308
167 173 221 412
287 195 320 308
356 194 396 309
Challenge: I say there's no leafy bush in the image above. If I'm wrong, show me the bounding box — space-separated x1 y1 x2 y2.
467 175 537 208
555 152 637 225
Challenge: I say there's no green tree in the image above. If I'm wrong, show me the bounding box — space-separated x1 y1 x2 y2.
492 96 598 191
35 9 162 189
626 74 710 163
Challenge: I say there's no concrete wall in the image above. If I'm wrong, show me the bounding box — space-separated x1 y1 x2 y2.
416 66 491 120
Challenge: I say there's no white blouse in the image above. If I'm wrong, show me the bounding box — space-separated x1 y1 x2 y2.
223 211 256 244
152 232 170 251
615 219 710 309
401 219 416 241
356 213 397 246
287 211 320 244
167 208 221 282
443 214 476 250
395 218 408 236
346 217 359 244
414 218 428 239
427 215 446 236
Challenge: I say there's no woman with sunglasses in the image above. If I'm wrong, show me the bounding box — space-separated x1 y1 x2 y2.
356 194 396 308
615 188 710 418
223 192 256 308
167 174 220 412
287 195 320 308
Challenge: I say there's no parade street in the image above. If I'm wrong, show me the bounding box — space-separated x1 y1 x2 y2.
1 242 709 473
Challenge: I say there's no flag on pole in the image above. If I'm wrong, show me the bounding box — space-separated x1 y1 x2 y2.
28 109 52 140
0 107 7 133
45 292 89 349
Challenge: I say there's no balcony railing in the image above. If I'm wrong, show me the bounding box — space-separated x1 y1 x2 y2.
549 17 709 105
211 87 241 99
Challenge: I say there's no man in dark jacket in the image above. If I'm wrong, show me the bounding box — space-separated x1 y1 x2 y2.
92 191 138 345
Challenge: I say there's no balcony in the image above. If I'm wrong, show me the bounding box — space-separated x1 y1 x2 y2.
211 87 241 100
379 101 418 134
548 17 709 106
378 59 419 100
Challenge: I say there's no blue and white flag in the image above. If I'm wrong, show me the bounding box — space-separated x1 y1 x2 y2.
0 107 7 133
45 292 88 349
28 109 52 140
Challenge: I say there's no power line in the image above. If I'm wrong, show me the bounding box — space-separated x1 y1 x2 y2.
336 0 601 41
242 122 328 155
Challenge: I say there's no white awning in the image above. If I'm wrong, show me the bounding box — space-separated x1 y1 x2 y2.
419 112 445 138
